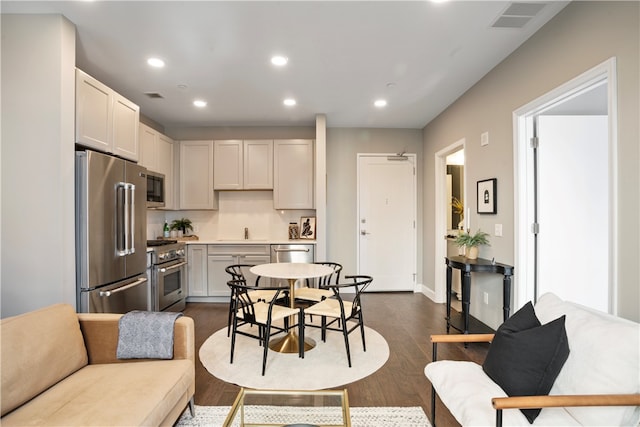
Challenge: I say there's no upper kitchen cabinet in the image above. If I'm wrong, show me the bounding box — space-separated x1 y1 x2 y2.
273 139 314 209
179 140 218 210
140 123 175 209
75 69 139 161
214 140 273 190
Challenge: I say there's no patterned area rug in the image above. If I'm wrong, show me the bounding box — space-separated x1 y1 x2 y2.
199 322 389 389
176 405 431 427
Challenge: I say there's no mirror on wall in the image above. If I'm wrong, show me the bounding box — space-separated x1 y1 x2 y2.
446 149 465 231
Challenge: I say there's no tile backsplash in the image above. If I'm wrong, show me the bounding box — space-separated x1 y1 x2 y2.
147 190 314 241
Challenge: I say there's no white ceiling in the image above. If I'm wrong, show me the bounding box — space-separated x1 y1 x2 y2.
2 1 569 129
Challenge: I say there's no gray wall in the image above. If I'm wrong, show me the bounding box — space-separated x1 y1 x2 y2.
326 128 424 279
1 15 77 317
422 1 639 324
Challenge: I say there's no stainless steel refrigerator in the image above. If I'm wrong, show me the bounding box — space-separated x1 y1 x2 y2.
75 150 148 313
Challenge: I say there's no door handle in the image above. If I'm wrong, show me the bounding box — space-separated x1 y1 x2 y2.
159 261 187 273
99 277 147 297
360 230 371 235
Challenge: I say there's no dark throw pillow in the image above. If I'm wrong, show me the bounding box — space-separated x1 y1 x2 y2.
482 301 570 423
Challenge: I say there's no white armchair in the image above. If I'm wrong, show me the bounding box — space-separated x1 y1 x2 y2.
425 293 640 426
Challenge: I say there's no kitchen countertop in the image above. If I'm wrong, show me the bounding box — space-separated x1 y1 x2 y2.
185 239 316 245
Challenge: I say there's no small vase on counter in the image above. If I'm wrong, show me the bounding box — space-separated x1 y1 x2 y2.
288 222 300 240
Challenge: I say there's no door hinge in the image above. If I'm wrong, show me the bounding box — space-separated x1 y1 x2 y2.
530 136 539 149
531 222 539 234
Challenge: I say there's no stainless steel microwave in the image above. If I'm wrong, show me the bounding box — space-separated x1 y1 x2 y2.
146 171 165 208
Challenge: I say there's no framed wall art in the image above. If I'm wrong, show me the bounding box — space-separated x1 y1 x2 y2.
299 216 316 239
477 178 497 214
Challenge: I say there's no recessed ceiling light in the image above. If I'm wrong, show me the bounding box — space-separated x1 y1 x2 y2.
283 98 296 106
374 99 387 108
271 56 289 66
147 57 165 68
193 100 207 108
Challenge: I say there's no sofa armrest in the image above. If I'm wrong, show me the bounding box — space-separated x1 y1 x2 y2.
492 394 640 410
431 333 494 344
78 313 195 365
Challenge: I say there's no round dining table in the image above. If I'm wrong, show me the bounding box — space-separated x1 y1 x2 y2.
250 262 334 353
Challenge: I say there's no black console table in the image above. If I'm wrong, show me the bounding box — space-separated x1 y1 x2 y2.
445 256 514 335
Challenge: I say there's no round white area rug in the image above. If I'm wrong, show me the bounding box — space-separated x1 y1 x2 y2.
199 322 389 390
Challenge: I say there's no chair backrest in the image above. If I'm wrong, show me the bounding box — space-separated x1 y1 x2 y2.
306 262 343 288
330 275 372 317
227 279 258 323
225 264 261 286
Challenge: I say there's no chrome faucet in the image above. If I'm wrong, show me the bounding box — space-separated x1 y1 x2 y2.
244 227 249 240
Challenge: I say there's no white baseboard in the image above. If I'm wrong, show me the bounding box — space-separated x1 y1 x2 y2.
415 283 437 302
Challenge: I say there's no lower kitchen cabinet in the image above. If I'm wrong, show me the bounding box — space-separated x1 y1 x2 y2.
187 245 208 297
187 244 270 299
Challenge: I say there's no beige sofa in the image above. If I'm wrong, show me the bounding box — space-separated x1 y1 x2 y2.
1 304 195 426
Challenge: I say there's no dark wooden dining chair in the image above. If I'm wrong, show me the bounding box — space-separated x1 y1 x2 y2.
304 275 373 367
294 262 343 303
227 280 303 375
224 264 280 336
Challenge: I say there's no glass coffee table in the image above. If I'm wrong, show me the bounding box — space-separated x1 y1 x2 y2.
223 388 351 427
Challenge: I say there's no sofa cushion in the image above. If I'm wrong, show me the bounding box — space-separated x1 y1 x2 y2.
482 302 570 423
534 293 640 426
425 361 581 426
1 304 88 416
0 360 194 426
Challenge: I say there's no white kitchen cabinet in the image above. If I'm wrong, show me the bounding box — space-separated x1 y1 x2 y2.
273 139 314 209
214 140 273 190
139 123 158 170
157 134 175 209
75 69 139 161
244 140 273 189
206 244 271 297
213 140 243 190
178 140 217 209
187 245 208 297
139 123 175 209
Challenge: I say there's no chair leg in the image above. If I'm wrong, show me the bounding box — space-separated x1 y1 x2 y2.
188 396 195 417
431 385 437 427
262 321 271 376
230 320 237 364
341 314 352 367
299 308 305 359
321 316 327 342
359 312 366 352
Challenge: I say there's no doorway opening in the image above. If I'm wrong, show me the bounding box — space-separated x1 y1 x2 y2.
434 139 465 303
513 57 617 313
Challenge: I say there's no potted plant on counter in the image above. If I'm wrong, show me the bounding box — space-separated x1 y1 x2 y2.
454 229 490 259
170 218 193 236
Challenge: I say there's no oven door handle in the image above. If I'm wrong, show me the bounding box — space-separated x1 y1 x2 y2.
273 248 310 253
99 277 147 297
158 261 187 273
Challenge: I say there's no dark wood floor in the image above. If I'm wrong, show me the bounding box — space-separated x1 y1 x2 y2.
183 292 490 427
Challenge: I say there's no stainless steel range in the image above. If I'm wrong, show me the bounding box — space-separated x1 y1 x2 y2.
147 240 187 312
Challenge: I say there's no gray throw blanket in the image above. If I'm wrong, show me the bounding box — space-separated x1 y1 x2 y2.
116 310 183 360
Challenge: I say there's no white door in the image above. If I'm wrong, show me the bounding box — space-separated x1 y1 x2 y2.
357 154 416 291
536 115 609 311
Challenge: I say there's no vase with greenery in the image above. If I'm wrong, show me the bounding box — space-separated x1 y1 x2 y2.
170 218 193 236
454 229 490 259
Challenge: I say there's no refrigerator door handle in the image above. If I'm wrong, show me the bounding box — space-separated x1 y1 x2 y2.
127 183 136 254
116 182 127 256
117 182 135 256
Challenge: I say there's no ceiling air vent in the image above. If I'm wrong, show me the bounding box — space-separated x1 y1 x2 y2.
491 2 547 29
144 92 164 99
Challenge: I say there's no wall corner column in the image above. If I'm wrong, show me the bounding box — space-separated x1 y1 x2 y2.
315 114 327 260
